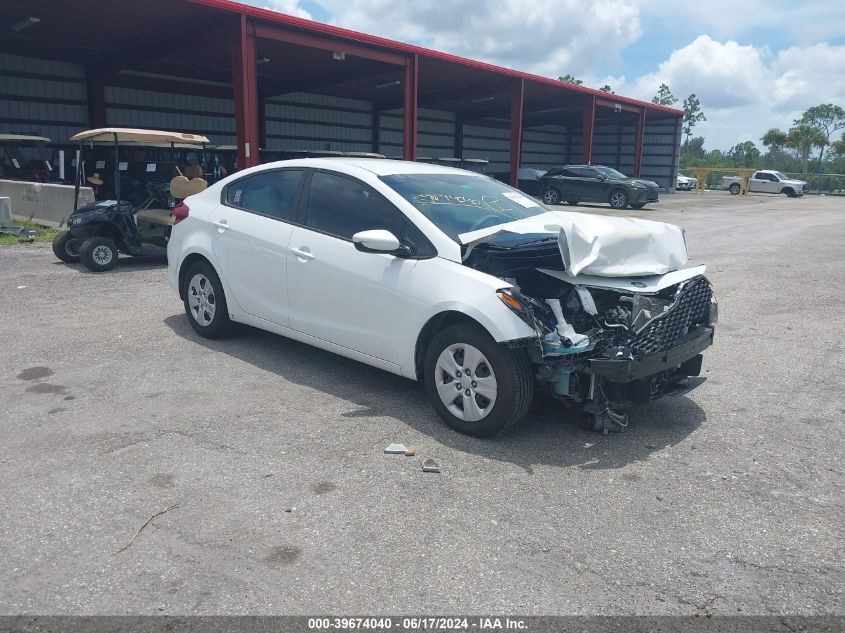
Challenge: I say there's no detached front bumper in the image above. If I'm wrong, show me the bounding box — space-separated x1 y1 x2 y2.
585 326 714 383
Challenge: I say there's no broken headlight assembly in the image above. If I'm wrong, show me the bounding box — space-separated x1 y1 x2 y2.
496 288 534 326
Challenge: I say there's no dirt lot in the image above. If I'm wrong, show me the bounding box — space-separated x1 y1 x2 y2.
0 191 842 615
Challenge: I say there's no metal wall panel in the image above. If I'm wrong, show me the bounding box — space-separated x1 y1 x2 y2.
264 92 374 153
104 81 236 145
641 118 681 188
0 53 88 141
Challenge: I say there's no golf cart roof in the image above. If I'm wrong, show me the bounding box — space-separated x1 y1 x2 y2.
70 128 210 145
0 134 52 143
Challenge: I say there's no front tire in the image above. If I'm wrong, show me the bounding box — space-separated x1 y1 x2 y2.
542 187 561 205
423 323 533 437
182 260 232 338
609 189 629 209
79 237 118 272
782 188 796 198
52 231 81 263
729 183 740 195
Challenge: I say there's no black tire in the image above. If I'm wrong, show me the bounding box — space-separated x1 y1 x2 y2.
52 230 81 263
729 183 740 195
79 236 118 272
782 188 796 198
608 189 629 209
423 323 533 437
629 202 646 209
542 187 561 205
181 259 233 338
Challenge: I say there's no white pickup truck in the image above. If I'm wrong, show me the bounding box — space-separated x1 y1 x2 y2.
721 170 808 197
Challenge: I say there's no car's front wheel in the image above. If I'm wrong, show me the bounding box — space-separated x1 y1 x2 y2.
542 187 561 205
182 260 233 338
609 189 629 209
423 323 533 437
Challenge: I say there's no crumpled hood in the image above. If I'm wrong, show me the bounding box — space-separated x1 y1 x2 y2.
459 210 688 277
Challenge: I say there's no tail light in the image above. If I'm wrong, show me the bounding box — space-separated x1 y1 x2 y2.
172 202 189 224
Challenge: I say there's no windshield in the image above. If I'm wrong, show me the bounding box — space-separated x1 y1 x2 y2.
594 166 628 179
380 173 548 241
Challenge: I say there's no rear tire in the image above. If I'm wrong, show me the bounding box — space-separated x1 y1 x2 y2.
423 323 533 437
79 237 118 272
608 189 629 209
182 260 233 338
542 187 561 206
729 183 740 195
52 231 81 263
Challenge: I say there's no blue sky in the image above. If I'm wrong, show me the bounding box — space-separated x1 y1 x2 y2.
241 0 845 150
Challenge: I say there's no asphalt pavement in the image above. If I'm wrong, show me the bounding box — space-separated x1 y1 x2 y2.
0 191 842 615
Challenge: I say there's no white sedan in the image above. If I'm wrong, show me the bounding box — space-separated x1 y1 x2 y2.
168 158 716 436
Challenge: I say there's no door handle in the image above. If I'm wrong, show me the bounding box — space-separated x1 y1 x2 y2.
214 219 229 231
291 247 314 260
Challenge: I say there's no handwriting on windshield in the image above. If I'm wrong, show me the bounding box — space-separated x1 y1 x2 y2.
413 194 518 214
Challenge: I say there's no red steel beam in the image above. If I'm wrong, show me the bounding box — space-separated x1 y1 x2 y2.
403 54 418 161
581 95 596 164
231 15 260 168
509 78 524 187
633 107 646 177
254 23 405 66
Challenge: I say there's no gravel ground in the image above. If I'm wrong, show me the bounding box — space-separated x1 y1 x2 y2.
0 191 842 616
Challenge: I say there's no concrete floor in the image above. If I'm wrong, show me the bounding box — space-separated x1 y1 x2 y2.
0 191 842 615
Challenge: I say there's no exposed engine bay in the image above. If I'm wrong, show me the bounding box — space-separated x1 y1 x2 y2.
465 234 717 433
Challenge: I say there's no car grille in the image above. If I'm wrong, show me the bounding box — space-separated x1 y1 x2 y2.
631 277 712 356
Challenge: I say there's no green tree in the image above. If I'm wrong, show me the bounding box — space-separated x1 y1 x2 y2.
831 132 845 159
599 84 613 93
796 103 845 168
761 128 789 151
681 136 706 161
727 141 761 167
558 74 583 85
780 123 826 175
682 94 706 142
652 83 678 106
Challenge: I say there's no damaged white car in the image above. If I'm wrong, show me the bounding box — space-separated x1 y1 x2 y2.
168 159 717 437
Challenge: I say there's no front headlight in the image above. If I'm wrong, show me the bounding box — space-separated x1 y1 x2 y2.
497 288 535 327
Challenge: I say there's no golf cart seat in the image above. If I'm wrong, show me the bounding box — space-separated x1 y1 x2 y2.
135 207 174 226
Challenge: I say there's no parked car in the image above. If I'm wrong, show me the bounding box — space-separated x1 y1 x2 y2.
541 165 659 209
721 170 808 197
168 159 716 437
676 171 697 190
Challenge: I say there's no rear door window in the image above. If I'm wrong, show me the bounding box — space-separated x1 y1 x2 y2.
225 169 304 222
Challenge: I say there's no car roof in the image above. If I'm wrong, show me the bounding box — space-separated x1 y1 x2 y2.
257 157 488 178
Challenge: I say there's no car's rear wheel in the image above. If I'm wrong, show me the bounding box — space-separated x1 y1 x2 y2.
182 260 232 338
729 183 740 195
542 187 561 205
423 323 533 437
609 189 629 209
52 231 81 263
79 236 118 272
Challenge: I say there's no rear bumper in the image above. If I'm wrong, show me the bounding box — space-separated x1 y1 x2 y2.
585 326 714 383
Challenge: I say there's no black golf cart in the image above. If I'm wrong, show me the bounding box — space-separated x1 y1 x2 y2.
0 134 56 182
52 128 209 272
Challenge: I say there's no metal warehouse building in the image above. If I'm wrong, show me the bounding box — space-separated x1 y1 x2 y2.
1 0 683 187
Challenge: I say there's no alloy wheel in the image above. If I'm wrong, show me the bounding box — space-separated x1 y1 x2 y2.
91 244 113 266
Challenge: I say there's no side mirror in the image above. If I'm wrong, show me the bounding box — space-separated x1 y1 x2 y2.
352 229 405 255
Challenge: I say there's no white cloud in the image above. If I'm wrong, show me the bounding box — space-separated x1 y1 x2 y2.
312 0 643 77
267 0 312 20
